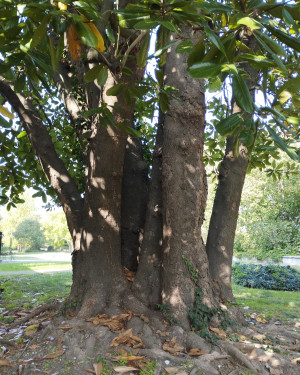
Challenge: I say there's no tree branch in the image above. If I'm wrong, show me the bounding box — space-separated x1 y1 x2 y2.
0 76 84 235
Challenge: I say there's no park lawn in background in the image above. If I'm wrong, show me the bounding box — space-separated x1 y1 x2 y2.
0 272 72 317
0 261 71 273
233 283 300 321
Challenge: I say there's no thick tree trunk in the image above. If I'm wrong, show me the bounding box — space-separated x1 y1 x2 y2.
132 118 164 308
160 31 217 329
121 136 148 271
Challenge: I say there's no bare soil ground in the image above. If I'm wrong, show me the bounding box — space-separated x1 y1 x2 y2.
0 304 299 375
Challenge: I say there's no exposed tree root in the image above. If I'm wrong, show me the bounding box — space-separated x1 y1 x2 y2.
9 302 61 328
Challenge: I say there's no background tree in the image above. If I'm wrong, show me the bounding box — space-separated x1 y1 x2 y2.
14 218 46 251
42 209 72 250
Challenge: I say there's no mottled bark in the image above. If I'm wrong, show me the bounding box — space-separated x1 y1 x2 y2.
160 30 216 328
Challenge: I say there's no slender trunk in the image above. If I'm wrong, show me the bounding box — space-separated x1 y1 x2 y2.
121 136 148 271
160 30 216 329
206 137 248 301
206 35 259 301
132 118 163 308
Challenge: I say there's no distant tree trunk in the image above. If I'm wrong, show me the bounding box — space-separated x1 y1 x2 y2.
206 35 259 302
160 30 217 329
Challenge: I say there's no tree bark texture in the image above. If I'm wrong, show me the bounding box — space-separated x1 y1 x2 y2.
160 30 216 328
121 136 148 271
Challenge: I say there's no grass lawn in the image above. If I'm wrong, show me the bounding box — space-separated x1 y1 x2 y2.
232 283 300 321
0 264 298 324
0 272 72 316
0 261 71 273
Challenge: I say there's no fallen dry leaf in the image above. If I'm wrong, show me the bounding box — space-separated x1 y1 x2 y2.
93 362 103 375
0 358 17 367
270 367 281 375
291 357 300 365
281 345 299 351
255 316 267 323
156 330 170 337
113 355 144 362
111 328 144 349
86 369 96 374
24 324 39 336
162 337 184 355
19 364 23 375
114 366 139 373
87 314 130 331
188 348 206 356
165 367 180 373
58 325 72 332
43 348 64 359
209 327 227 339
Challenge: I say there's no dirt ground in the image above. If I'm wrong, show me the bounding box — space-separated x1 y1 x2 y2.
0 304 299 375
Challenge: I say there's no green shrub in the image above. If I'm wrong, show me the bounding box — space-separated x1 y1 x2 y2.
232 263 300 291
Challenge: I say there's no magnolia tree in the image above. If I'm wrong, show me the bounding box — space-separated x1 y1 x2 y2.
0 0 299 328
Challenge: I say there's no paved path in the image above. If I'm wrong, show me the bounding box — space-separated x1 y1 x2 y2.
0 269 72 275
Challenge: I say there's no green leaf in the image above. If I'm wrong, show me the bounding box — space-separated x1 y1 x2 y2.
97 66 108 86
134 20 160 30
106 83 124 96
215 113 243 137
159 91 169 114
160 21 178 32
75 20 98 48
17 131 27 139
239 129 255 147
232 74 254 113
84 65 106 83
30 14 51 50
137 33 150 68
49 38 57 71
254 30 286 57
237 54 275 69
188 62 222 78
205 27 226 56
236 17 262 30
106 22 115 43
267 126 299 161
176 40 194 54
264 24 300 52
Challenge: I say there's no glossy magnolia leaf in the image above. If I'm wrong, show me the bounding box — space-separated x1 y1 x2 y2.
155 26 171 66
106 22 115 43
215 113 243 137
239 129 255 147
0 115 11 128
205 27 226 55
189 62 222 78
264 24 300 52
160 21 178 32
176 40 194 54
49 38 57 71
254 30 286 57
238 54 275 69
159 91 169 114
232 74 253 113
75 20 98 48
84 65 106 83
97 66 108 86
85 22 106 52
137 33 150 68
236 16 262 30
187 37 205 67
106 83 124 96
0 105 14 120
134 19 160 30
267 126 299 161
30 14 51 50
282 8 299 33
67 24 82 61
